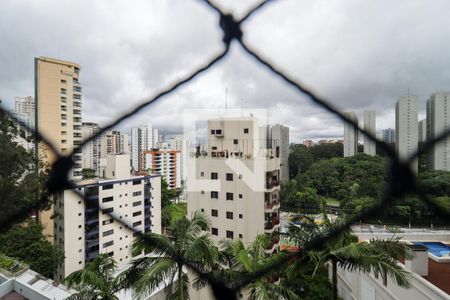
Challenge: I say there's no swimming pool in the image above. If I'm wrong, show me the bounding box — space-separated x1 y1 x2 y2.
413 242 450 257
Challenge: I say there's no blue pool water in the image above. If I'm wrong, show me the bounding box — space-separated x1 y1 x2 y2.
413 242 450 257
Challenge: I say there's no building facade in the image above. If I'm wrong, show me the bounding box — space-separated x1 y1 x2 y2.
13 96 35 130
143 149 181 189
131 124 159 171
343 112 358 157
426 92 450 171
395 95 418 172
363 110 376 156
418 119 427 143
303 140 314 148
382 128 395 144
267 124 289 182
82 122 101 171
54 154 161 281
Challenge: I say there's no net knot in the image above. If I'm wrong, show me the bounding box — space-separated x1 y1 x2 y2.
220 13 242 45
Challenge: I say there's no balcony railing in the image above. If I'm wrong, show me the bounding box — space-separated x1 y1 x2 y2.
266 179 280 189
265 235 280 250
264 200 280 209
264 218 279 230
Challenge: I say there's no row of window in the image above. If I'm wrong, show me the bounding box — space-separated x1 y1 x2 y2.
211 209 243 220
211 228 242 239
210 192 242 200
208 172 234 181
210 128 249 135
102 179 142 190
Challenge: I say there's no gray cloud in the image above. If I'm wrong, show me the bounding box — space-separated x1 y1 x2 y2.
1 0 450 142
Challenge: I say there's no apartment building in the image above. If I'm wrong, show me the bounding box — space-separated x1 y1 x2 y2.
82 122 101 171
35 56 83 238
418 119 427 143
426 91 450 171
395 94 418 172
187 117 280 247
267 124 289 182
382 128 395 144
343 112 358 157
303 139 314 148
13 96 35 130
363 110 376 156
131 124 159 171
143 148 181 189
53 154 161 281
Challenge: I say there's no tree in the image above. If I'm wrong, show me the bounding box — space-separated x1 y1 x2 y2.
81 168 96 179
161 178 180 209
162 202 187 234
286 221 411 300
310 143 343 161
280 180 300 210
219 234 298 300
65 254 122 300
288 144 313 178
121 211 218 299
0 221 63 278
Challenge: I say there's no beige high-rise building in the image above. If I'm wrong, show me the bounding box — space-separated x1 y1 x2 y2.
143 148 181 189
35 56 83 238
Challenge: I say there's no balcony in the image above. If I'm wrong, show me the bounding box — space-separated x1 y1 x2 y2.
266 179 280 190
265 235 280 253
264 218 280 233
264 199 280 212
86 239 99 248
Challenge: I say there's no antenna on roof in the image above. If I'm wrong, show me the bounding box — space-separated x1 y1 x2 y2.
225 88 228 111
241 98 243 116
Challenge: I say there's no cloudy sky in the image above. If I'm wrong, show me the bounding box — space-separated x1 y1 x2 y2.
1 0 450 142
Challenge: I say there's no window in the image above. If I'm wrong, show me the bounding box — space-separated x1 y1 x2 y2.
226 212 233 219
233 139 238 145
239 194 243 199
102 184 113 190
211 209 218 217
212 228 218 236
132 191 142 196
239 214 243 219
133 201 142 207
226 173 233 181
226 230 234 239
211 191 218 199
244 128 249 134
102 207 113 214
103 241 114 248
103 219 114 225
133 180 141 185
239 234 243 239
133 211 142 217
216 129 222 134
133 221 142 227
103 229 114 237
211 172 218 180
211 130 215 134
200 171 204 177
226 192 233 201
102 196 113 203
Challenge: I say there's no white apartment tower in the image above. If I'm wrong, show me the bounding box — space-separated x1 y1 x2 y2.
343 112 358 157
13 96 35 130
382 128 395 144
267 124 290 181
426 92 450 171
418 119 427 143
395 95 418 172
131 125 159 171
82 122 101 171
187 117 280 247
363 111 376 156
53 154 162 281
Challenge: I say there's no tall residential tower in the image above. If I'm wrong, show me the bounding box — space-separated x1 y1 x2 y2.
343 112 358 157
363 110 376 156
395 94 418 172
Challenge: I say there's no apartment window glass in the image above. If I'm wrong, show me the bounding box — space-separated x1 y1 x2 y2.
200 172 204 177
211 172 218 180
133 180 141 185
211 209 218 217
133 221 142 227
226 230 234 239
216 129 222 134
233 139 238 145
239 194 243 199
243 128 249 134
102 184 113 190
226 212 233 220
103 229 114 237
102 196 113 203
211 191 218 199
133 211 142 217
132 191 142 196
133 201 142 207
212 228 218 236
239 214 243 219
226 173 233 181
226 192 233 201
103 241 113 248
102 219 114 225
211 130 215 134
239 234 243 239
102 208 113 214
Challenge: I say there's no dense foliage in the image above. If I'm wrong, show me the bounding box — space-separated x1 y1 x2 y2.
0 221 64 278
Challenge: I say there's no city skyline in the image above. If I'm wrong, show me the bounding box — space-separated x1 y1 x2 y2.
2 1 450 141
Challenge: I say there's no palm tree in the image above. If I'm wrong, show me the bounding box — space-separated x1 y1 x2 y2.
121 211 218 299
285 216 412 300
219 234 298 300
64 253 122 300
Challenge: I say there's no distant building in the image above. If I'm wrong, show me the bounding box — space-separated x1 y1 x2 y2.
343 112 358 157
13 96 35 130
131 124 159 171
267 124 289 181
143 148 181 189
382 128 395 144
418 119 427 143
426 91 450 171
363 110 376 156
82 122 101 171
54 154 161 281
395 95 418 172
303 139 314 148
